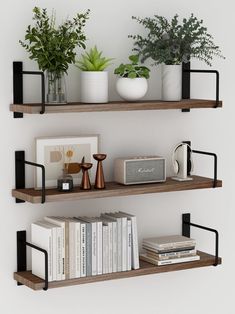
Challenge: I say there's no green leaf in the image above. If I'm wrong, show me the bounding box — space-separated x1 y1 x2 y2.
129 54 139 64
128 71 137 78
76 46 113 71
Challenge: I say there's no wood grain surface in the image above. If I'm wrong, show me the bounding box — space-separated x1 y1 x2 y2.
13 251 222 291
10 99 222 114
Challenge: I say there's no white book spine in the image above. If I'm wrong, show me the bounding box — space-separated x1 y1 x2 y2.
130 216 139 269
108 223 113 273
157 255 200 265
75 222 81 278
112 222 118 273
97 221 103 275
127 220 132 271
91 222 97 276
31 224 53 282
56 227 63 281
51 226 57 281
69 222 75 279
100 214 121 272
102 226 108 274
80 223 86 277
121 217 127 271
117 218 122 272
44 217 66 280
60 224 65 280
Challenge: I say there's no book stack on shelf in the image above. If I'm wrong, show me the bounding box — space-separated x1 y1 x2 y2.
31 211 139 282
140 235 200 266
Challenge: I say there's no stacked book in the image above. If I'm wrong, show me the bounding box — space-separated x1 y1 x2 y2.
31 212 139 282
140 235 200 266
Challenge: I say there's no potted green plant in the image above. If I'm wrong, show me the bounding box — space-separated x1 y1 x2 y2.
114 55 150 101
130 14 224 101
75 46 113 103
20 7 90 104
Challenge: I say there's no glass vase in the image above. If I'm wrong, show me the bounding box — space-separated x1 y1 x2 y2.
46 71 67 104
57 168 73 192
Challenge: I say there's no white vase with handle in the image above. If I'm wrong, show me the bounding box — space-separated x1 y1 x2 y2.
162 64 182 101
81 71 108 103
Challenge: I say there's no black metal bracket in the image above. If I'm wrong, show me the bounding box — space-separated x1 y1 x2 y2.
182 140 192 176
181 141 218 187
182 213 219 266
15 151 46 203
192 150 217 188
181 62 220 112
17 231 48 290
182 62 191 112
13 61 45 118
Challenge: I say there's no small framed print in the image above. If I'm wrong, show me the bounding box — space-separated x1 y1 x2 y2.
35 135 99 189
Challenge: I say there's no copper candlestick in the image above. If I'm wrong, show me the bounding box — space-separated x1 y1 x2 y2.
80 163 93 190
93 154 107 189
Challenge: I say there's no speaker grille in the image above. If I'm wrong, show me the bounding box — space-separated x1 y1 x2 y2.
125 159 165 184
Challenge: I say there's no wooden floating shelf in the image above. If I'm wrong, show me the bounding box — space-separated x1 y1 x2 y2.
10 99 222 114
12 175 222 204
13 251 221 291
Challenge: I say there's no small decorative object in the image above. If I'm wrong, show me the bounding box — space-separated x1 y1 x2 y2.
114 55 150 101
20 6 90 104
93 154 107 189
172 142 193 182
114 156 166 185
80 163 93 190
57 167 74 192
75 46 113 103
130 14 224 101
35 135 98 189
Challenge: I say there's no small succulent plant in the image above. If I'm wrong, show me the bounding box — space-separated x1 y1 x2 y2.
75 46 113 71
114 55 150 79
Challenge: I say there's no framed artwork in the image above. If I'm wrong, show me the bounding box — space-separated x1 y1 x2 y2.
35 135 99 189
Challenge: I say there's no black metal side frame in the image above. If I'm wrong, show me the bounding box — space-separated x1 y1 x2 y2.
17 231 48 290
15 151 46 203
13 61 45 118
182 140 218 187
182 62 220 112
192 150 217 188
182 213 219 266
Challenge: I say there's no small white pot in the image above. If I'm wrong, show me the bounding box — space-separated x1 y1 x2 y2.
116 77 148 101
162 64 182 101
81 71 108 103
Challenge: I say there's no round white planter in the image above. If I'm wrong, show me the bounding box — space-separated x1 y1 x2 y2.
162 64 182 101
116 77 148 101
81 71 108 103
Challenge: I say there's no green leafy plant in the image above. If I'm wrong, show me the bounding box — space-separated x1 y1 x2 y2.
114 55 150 78
75 46 113 71
20 7 90 76
129 14 224 66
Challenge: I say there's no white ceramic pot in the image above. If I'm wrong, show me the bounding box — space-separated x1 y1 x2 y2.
162 64 182 101
116 77 148 101
81 71 108 103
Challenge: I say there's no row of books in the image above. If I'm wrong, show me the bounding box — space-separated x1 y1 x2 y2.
140 235 200 266
31 212 139 282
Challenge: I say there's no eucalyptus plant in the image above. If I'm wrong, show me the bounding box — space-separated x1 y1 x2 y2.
20 7 90 76
129 14 224 66
114 55 150 79
75 46 113 71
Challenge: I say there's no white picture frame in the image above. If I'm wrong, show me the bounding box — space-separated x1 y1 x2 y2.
35 135 99 189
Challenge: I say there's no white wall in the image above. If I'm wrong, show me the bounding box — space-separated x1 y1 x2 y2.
0 0 233 313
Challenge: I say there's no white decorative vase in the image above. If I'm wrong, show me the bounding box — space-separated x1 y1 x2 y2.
81 71 108 103
162 64 182 101
116 77 148 101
